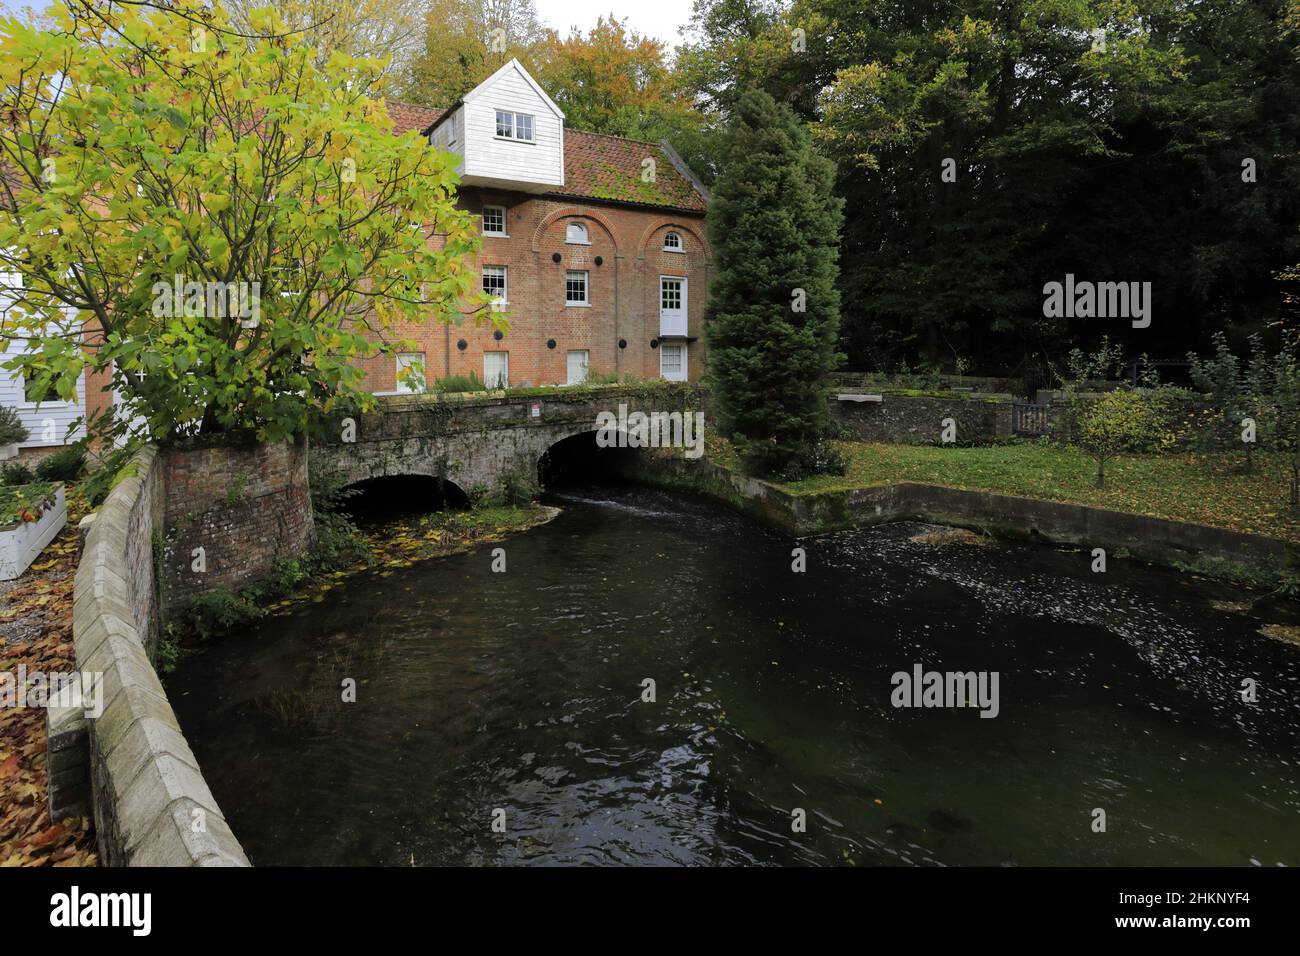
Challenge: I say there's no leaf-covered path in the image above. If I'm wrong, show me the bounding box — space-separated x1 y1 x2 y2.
0 513 98 867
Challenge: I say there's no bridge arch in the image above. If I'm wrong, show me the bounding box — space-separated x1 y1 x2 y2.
537 427 640 489
340 473 471 521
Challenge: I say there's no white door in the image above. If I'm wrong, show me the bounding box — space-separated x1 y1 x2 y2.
659 276 686 336
483 351 509 389
659 344 687 382
566 350 588 385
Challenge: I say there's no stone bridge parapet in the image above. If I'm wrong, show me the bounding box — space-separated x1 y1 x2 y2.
312 383 705 498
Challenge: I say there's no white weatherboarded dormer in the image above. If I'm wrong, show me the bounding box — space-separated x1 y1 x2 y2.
430 58 565 193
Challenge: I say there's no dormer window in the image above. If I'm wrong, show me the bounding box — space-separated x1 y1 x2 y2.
566 222 589 245
663 231 684 252
495 110 534 142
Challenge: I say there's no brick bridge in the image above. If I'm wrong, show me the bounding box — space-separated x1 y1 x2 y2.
311 382 705 498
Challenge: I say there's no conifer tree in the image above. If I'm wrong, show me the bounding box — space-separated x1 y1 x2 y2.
704 89 844 478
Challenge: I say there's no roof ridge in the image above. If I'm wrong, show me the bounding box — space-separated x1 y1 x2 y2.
385 101 666 150
385 100 447 114
565 128 665 149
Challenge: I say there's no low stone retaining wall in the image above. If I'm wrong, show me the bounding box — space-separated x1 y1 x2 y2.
72 445 249 866
625 453 1293 574
831 393 1014 445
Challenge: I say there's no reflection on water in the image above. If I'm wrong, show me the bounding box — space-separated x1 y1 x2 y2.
168 484 1300 866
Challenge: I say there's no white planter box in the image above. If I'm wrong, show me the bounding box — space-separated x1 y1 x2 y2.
0 484 67 580
0 442 17 462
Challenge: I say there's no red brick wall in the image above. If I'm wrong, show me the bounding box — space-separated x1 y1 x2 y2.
159 440 313 610
356 189 712 392
79 321 117 448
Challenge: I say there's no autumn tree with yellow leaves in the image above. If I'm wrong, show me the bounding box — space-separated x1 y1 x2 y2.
0 1 484 443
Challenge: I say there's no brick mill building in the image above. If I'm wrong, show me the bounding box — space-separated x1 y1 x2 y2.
369 59 713 393
1 59 710 459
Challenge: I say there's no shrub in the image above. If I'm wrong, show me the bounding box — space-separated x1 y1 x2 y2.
34 442 86 481
1059 336 1128 391
307 460 368 569
774 440 847 482
179 588 264 643
1269 333 1300 513
1187 331 1271 468
0 406 28 446
1 461 34 485
0 481 58 524
494 464 539 506
432 372 487 394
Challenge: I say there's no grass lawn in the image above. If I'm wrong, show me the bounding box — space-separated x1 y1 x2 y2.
708 437 1300 545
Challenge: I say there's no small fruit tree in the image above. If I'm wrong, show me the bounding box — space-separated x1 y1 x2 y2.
1070 390 1163 489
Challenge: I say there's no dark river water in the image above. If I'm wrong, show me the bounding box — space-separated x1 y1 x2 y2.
169 484 1300 866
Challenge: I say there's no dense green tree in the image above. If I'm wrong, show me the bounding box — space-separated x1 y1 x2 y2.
704 90 843 477
681 0 1300 377
674 0 802 181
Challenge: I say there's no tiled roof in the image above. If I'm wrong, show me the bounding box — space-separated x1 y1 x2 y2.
558 130 707 213
385 101 708 213
386 102 446 135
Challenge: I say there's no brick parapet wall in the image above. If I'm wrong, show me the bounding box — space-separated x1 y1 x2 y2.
160 439 314 611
